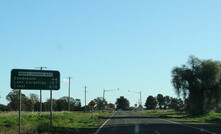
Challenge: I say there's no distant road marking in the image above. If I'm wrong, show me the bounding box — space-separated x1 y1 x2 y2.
134 124 139 133
154 131 160 134
159 118 216 134
94 112 116 134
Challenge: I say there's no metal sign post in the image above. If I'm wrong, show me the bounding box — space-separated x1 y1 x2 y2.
10 69 60 132
50 89 53 129
19 89 21 134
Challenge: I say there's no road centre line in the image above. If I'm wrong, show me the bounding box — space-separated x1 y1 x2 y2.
154 131 160 134
94 111 116 134
158 118 216 134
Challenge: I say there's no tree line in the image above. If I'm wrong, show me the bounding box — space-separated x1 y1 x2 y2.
145 94 184 112
0 90 186 113
0 90 82 111
0 90 118 112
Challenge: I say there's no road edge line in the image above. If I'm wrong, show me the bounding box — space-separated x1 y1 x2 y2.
94 111 116 134
158 118 217 134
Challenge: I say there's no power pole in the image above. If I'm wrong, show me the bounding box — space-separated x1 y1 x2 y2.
84 86 87 107
36 66 47 113
103 88 119 101
103 89 105 100
139 91 142 106
67 77 72 111
128 90 142 106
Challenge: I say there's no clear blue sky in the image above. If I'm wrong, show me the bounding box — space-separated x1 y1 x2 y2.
1 1 221 106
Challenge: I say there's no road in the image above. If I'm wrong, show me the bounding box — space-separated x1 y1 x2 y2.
95 111 218 134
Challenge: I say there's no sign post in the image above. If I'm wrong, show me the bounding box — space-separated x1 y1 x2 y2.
11 69 60 132
19 89 21 134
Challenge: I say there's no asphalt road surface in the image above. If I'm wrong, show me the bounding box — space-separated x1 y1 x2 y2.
95 111 218 134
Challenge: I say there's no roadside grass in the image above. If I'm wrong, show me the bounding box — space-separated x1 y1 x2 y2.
139 109 221 124
0 111 113 134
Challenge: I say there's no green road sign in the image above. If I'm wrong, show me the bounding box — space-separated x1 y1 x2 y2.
11 69 60 90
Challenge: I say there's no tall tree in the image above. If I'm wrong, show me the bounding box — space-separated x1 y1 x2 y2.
172 56 221 116
94 97 106 110
6 90 28 111
164 96 171 109
170 98 184 112
29 94 39 111
157 94 165 109
115 96 130 110
145 96 157 110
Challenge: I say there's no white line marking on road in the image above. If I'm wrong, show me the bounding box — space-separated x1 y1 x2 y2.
158 118 216 134
154 130 160 134
134 124 139 133
94 112 116 134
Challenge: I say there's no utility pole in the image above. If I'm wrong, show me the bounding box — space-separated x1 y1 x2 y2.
128 90 142 106
67 77 72 111
84 86 87 107
36 66 47 113
103 88 119 101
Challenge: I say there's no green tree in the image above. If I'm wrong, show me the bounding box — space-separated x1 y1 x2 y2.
28 94 39 111
157 94 165 109
94 97 107 110
56 96 75 111
164 96 171 109
0 104 8 111
171 98 184 112
145 96 157 110
44 98 57 111
115 96 130 110
172 56 221 116
6 90 28 111
55 96 81 111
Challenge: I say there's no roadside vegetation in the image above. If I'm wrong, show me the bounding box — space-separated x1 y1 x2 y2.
140 109 221 124
0 111 112 134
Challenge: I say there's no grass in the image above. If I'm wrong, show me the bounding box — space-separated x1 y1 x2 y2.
139 109 221 124
0 111 113 134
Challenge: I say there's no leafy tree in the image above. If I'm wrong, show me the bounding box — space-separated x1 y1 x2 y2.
171 98 184 112
73 99 81 111
157 94 165 109
44 98 57 111
55 96 81 111
115 96 130 110
164 96 171 109
172 56 221 116
56 96 74 111
0 104 8 111
6 90 29 111
28 94 39 111
145 96 157 109
94 97 107 110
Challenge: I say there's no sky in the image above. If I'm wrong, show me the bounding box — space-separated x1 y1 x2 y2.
0 0 221 107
